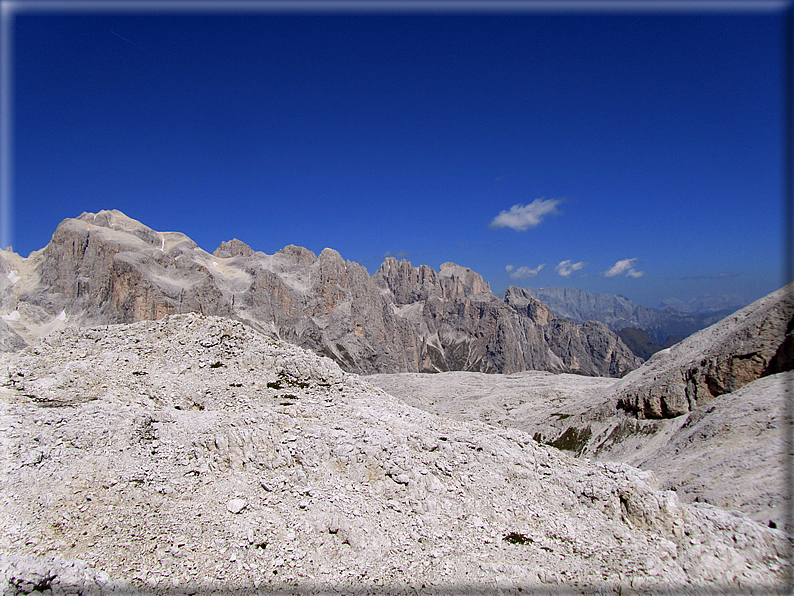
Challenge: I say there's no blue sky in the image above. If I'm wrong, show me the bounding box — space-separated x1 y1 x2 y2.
4 1 789 308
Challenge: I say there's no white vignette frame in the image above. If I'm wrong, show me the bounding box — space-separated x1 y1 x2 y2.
0 2 792 593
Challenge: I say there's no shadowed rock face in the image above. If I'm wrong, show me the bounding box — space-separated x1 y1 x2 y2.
1 210 641 376
504 287 639 378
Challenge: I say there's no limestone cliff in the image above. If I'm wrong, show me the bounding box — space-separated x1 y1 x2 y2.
1 210 641 377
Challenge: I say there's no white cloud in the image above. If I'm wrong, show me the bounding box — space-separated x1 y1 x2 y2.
505 265 514 272
489 198 561 231
555 260 586 277
604 258 644 278
509 264 545 279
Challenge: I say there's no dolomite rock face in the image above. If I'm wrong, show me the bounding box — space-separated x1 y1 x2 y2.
613 283 794 418
1 314 789 594
0 210 641 377
21 211 233 326
504 286 640 378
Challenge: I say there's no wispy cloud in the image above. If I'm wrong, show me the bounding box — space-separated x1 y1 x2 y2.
507 264 545 279
555 260 586 277
604 258 644 278
489 198 561 231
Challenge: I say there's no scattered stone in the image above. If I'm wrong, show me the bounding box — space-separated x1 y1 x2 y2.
226 499 247 514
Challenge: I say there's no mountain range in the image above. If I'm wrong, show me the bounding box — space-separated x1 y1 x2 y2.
0 210 641 377
524 286 745 346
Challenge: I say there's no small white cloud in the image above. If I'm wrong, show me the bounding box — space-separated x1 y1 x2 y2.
604 258 644 278
505 265 514 272
509 264 545 279
489 198 561 231
555 260 586 277
604 258 637 277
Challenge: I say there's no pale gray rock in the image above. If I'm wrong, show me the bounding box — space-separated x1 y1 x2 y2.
368 369 791 532
504 286 642 377
26 210 233 326
212 238 255 258
0 313 789 594
0 320 26 352
226 498 248 514
592 372 792 530
0 554 125 596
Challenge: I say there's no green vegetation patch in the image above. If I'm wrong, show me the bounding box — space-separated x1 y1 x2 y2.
503 532 533 545
549 426 592 455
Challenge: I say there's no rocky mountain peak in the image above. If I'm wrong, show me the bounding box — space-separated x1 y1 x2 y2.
76 209 163 248
437 263 491 301
275 244 317 267
373 258 439 305
503 286 554 325
213 238 255 258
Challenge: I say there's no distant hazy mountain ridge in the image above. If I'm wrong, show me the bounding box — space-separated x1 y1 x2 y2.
0 210 641 377
525 286 744 346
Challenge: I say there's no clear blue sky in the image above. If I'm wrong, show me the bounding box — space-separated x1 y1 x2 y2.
6 2 789 308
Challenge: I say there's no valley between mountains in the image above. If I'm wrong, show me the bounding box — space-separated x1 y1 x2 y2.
0 210 791 594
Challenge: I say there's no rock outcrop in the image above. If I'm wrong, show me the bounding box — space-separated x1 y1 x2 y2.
368 368 792 532
1 314 789 593
613 283 794 418
0 210 641 377
504 287 639 378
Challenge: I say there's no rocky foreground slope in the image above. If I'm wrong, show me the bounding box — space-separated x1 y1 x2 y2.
369 283 794 532
0 209 640 376
1 314 790 594
369 369 791 533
